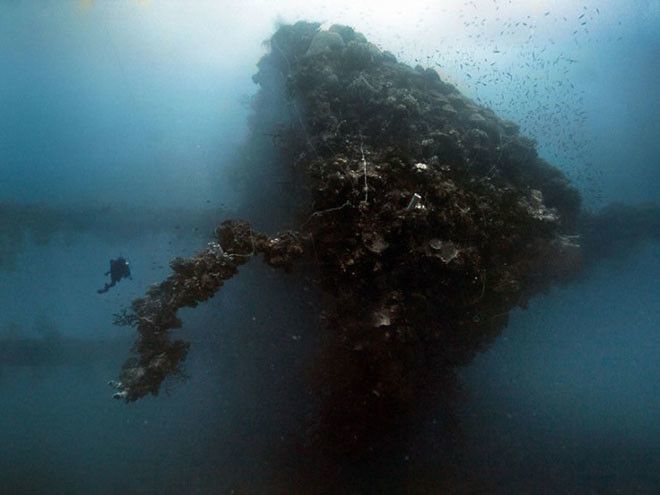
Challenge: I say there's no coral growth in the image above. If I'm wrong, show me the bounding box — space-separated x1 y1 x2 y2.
110 22 657 459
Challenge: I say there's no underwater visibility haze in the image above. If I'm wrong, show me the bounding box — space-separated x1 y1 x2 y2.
1 1 659 493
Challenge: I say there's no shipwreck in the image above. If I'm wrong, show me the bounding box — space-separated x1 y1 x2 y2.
109 22 660 460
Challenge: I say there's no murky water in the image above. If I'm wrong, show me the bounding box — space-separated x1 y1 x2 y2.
1 2 658 493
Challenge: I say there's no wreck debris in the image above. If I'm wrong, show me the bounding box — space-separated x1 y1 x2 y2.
111 221 306 401
429 239 460 263
406 193 423 210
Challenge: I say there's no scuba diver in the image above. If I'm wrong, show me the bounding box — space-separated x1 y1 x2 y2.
97 257 132 294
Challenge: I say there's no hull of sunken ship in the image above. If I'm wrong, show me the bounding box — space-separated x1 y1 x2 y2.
109 21 660 467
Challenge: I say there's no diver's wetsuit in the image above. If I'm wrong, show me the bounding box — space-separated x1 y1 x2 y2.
98 257 132 294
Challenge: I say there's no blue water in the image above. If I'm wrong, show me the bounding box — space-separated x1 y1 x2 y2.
1 1 658 493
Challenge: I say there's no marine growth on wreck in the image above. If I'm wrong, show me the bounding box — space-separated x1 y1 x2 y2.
109 22 655 457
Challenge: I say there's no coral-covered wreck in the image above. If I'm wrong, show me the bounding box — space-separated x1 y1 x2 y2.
109 22 658 459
